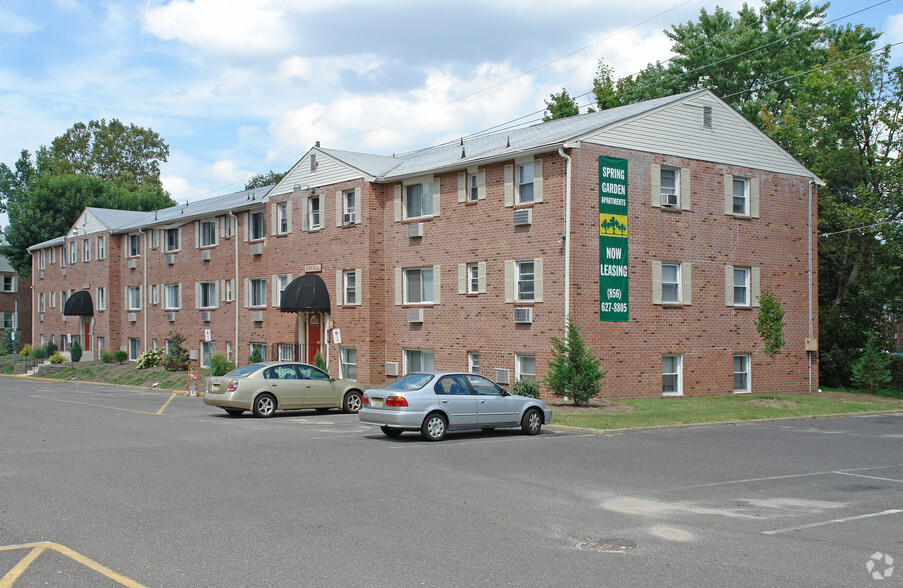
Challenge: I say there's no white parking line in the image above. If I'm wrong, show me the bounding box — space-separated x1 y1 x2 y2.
832 471 903 484
671 464 903 490
763 509 903 535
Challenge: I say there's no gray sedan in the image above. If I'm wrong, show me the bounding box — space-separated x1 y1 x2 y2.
358 371 552 441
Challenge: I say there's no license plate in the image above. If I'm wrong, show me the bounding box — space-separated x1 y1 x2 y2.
211 383 220 392
371 397 384 407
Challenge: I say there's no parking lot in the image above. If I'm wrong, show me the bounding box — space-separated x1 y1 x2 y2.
1 376 901 586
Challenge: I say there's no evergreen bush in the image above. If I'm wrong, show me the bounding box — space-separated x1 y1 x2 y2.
313 350 327 372
49 352 65 364
544 316 607 406
852 334 892 394
69 340 82 363
101 349 116 363
511 379 540 398
162 331 190 371
114 350 128 364
248 347 263 364
0 330 18 355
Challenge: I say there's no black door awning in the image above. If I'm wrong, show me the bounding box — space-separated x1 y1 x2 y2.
280 274 331 313
63 290 94 316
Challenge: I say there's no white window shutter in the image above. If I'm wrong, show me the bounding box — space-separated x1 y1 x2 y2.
681 262 692 305
178 284 182 309
504 164 514 207
504 260 514 303
336 270 343 305
725 265 734 306
270 204 277 235
243 213 249 242
195 282 200 309
355 187 362 224
458 172 466 203
336 191 342 227
724 174 733 214
272 275 279 306
751 178 760 218
458 263 466 294
534 258 543 303
533 158 543 203
220 280 226 303
244 278 250 308
478 169 486 200
432 178 440 216
652 261 662 304
751 267 761 306
195 222 200 248
355 269 362 305
680 168 691 211
433 265 441 304
287 203 293 232
651 163 661 208
394 267 402 305
394 185 402 221
301 197 308 232
478 261 486 293
178 227 183 250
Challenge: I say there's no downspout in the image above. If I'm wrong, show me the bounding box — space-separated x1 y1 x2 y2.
229 211 239 361
139 228 147 353
808 180 815 393
559 148 572 328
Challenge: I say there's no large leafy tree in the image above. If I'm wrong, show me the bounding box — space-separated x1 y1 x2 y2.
245 170 286 190
543 88 580 121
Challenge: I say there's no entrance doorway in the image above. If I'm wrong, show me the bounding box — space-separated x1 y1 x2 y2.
82 318 91 352
306 313 323 364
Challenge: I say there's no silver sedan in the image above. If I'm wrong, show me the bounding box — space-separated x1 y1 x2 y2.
358 371 552 441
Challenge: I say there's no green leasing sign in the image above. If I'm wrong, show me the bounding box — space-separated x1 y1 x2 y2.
599 156 629 321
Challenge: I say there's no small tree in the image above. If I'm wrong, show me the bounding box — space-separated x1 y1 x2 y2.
544 316 607 406
69 340 82 363
0 330 18 355
754 287 786 401
851 333 892 394
313 350 327 372
162 330 190 371
248 346 263 364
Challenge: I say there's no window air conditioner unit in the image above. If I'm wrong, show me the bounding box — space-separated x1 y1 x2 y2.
343 212 355 224
251 310 264 322
661 192 679 207
514 307 533 324
201 311 211 322
513 208 533 226
250 243 264 255
38 313 44 322
407 222 423 238
60 269 66 276
128 312 137 323
38 271 44 279
189 350 198 360
165 255 175 265
408 308 424 323
385 361 399 377
127 259 137 269
201 250 211 261
493 368 510 385
166 312 176 322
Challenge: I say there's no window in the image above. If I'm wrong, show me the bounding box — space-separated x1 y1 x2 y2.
199 282 216 308
250 278 267 307
128 338 141 361
97 337 105 352
275 275 288 306
2 313 12 329
733 267 750 306
250 342 267 361
128 234 140 257
127 287 141 310
516 260 535 301
662 263 680 304
200 341 216 367
152 230 160 249
152 339 157 351
404 267 434 304
309 196 321 230
39 293 45 313
151 284 159 305
405 182 433 219
343 270 357 305
200 220 216 247
663 355 682 396
517 162 534 204
226 341 233 362
97 236 105 259
277 202 289 233
468 351 480 374
733 177 749 215
225 216 234 237
96 287 106 311
468 173 479 202
164 284 181 310
278 344 293 361
343 190 356 224
340 347 357 380
516 354 536 382
467 263 479 294
734 354 750 393
225 280 234 302
69 242 77 264
660 167 678 206
1 276 13 292
404 349 435 373
165 228 180 252
39 249 46 270
83 240 90 262
250 211 266 240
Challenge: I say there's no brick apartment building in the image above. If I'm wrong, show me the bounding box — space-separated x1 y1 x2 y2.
27 89 820 397
0 254 30 347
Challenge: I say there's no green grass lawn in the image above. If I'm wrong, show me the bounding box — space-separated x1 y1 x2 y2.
551 392 903 431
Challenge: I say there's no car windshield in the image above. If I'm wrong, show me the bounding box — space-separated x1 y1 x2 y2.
226 364 264 378
385 373 434 390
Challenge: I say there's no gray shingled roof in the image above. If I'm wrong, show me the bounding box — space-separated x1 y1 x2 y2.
0 254 14 273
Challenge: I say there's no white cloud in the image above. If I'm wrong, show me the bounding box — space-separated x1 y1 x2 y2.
0 7 39 34
885 13 903 44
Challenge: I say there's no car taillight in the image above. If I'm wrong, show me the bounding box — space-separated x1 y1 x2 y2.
386 396 408 407
227 379 238 392
362 393 370 405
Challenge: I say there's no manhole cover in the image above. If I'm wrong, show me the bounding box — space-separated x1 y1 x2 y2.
575 538 641 553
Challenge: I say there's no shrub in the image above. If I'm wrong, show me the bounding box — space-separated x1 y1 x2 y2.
511 379 540 398
162 330 190 371
248 347 263 364
0 330 19 355
544 316 607 406
114 350 129 364
101 349 116 363
851 334 892 394
43 341 59 357
69 340 83 363
30 345 44 359
313 350 327 372
136 349 164 369
49 352 65 364
19 344 33 357
209 353 235 377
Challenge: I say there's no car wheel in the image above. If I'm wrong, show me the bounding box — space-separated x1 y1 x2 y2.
381 426 403 437
521 408 542 435
342 391 363 414
224 408 244 416
421 413 447 442
252 393 277 418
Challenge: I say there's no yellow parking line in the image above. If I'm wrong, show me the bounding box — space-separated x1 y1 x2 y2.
0 542 146 587
156 393 177 415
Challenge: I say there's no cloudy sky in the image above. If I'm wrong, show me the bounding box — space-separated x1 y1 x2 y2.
1 0 901 225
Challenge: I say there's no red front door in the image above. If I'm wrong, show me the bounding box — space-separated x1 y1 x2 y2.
83 319 91 351
306 314 321 364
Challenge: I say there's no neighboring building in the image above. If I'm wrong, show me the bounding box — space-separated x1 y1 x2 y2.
0 254 31 348
28 90 820 397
